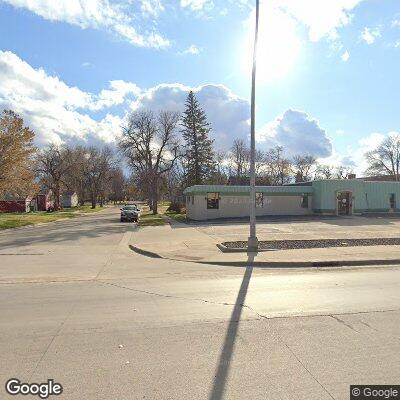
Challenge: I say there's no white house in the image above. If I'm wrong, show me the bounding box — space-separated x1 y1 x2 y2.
61 192 78 208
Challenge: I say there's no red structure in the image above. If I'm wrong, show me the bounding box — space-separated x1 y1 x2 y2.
0 196 32 212
0 188 54 213
36 189 54 211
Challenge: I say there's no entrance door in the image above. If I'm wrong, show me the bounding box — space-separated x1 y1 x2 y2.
337 191 351 215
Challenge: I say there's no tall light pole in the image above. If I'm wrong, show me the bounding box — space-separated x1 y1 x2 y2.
248 0 259 251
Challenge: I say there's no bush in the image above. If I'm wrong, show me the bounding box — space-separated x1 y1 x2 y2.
166 201 184 213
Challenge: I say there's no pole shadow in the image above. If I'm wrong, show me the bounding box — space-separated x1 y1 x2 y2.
208 252 255 400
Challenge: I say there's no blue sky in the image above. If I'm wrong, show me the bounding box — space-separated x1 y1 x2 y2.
0 0 399 173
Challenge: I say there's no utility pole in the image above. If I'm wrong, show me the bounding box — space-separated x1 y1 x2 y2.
248 0 259 251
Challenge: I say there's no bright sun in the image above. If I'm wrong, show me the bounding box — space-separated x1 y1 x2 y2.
240 5 301 83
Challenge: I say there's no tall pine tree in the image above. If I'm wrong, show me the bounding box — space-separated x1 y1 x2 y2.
181 91 215 186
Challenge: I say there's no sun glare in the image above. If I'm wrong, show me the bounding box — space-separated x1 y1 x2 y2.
241 6 301 82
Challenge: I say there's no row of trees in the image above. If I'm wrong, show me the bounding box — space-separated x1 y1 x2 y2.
3 92 400 214
36 145 125 210
0 110 130 210
226 139 355 185
118 92 356 212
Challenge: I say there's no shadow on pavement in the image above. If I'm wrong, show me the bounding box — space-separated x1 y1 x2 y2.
208 252 255 400
0 209 133 250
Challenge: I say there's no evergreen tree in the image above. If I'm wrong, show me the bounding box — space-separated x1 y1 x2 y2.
181 91 216 185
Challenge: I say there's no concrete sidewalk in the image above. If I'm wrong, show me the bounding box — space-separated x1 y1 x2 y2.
130 217 400 267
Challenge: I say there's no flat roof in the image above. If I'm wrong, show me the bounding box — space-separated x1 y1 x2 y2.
184 185 313 195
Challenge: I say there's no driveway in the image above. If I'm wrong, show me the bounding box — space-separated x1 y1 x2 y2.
190 215 400 242
1 207 399 399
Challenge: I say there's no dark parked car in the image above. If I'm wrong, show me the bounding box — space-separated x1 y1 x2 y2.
120 205 140 222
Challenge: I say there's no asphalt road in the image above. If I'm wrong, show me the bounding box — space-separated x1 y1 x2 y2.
0 206 399 399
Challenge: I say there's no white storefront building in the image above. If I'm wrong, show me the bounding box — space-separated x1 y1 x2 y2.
184 180 400 221
184 185 313 221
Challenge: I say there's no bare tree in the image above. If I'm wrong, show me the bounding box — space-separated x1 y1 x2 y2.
335 165 354 179
292 154 317 182
315 164 335 180
229 139 249 177
120 110 180 214
64 146 89 205
265 146 292 185
36 145 72 210
211 150 228 184
109 167 127 204
83 146 115 209
365 134 400 180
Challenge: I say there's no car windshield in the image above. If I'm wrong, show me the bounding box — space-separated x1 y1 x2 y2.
123 206 137 210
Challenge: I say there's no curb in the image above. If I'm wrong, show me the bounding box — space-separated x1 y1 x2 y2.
129 245 400 268
129 245 162 259
196 259 400 268
217 243 278 253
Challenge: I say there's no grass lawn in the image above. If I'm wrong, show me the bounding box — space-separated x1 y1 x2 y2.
137 204 187 227
0 205 106 230
138 211 166 227
165 211 187 223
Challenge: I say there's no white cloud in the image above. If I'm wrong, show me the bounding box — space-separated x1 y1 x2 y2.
240 0 364 81
131 83 251 151
346 133 385 175
81 61 91 68
322 132 395 176
341 50 350 61
0 50 126 145
180 44 202 55
180 0 213 11
392 19 400 28
0 50 339 162
241 4 301 82
267 0 364 42
139 0 164 17
0 51 252 151
93 80 141 110
0 0 169 48
360 27 381 45
257 109 333 158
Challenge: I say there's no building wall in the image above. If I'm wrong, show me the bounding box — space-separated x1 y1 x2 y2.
363 182 400 212
62 193 78 208
311 180 367 214
311 180 400 214
186 193 312 221
185 181 400 220
36 192 55 211
0 200 30 213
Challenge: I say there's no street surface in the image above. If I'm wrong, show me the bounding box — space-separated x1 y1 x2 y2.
0 206 399 399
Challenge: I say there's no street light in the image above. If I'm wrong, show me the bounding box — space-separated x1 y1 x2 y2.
248 0 259 251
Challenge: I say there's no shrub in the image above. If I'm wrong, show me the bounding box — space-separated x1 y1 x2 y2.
167 201 184 213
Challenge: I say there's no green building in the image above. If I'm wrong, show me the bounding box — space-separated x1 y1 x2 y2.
183 179 400 221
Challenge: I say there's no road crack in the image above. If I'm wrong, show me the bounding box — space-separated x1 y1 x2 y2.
330 315 359 333
96 281 400 322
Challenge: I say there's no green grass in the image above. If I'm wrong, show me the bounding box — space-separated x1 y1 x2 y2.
136 203 187 227
138 212 167 227
0 205 106 230
165 211 187 223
